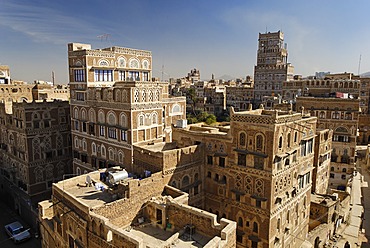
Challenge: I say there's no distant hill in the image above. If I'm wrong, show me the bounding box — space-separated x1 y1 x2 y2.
216 74 235 81
360 71 370 78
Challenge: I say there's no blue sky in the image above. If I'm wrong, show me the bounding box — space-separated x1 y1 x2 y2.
1 0 370 83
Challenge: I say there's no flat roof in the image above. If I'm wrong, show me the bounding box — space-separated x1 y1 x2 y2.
125 225 211 248
54 170 116 208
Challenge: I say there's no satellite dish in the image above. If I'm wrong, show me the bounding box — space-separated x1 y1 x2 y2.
86 175 92 186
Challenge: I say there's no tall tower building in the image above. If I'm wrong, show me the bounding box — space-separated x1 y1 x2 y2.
253 31 294 106
68 43 186 174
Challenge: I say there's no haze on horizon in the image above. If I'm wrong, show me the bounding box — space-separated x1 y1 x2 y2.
1 0 370 84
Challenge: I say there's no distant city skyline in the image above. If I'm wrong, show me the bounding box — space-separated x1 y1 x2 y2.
1 0 370 84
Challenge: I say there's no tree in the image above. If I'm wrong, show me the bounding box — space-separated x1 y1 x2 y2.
205 114 217 125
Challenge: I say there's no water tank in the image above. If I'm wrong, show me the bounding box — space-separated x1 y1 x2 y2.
108 170 128 184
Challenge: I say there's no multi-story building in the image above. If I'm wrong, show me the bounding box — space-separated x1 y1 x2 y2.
253 31 294 106
296 97 360 189
0 100 71 229
68 43 186 174
282 75 361 104
312 129 333 194
0 65 11 84
39 142 236 248
226 86 254 112
173 107 316 248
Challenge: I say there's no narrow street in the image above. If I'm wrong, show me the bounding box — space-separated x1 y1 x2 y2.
361 159 370 248
0 201 40 248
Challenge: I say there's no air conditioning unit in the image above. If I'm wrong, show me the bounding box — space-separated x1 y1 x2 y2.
176 119 187 128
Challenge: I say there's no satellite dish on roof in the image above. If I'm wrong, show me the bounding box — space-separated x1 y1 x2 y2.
86 175 92 186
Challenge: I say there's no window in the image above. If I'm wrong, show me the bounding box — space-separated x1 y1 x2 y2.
100 126 105 136
341 174 346 180
128 71 139 80
238 217 243 227
256 199 262 208
94 70 113 82
287 133 291 148
253 222 258 233
108 127 117 139
238 153 246 167
121 130 127 141
119 71 126 81
256 134 263 151
278 136 283 149
142 72 149 81
139 115 144 126
239 133 246 146
219 157 225 167
332 112 340 119
207 155 213 165
254 156 264 170
74 69 85 82
182 176 190 187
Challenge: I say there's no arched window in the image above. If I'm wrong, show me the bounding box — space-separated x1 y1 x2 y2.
239 132 246 146
89 109 96 122
92 143 97 155
99 60 109 66
142 59 149 69
107 112 117 125
256 134 264 151
172 104 181 114
171 181 177 187
101 145 106 157
182 175 190 187
238 217 243 227
152 112 158 125
98 111 105 123
253 222 258 233
108 148 114 160
120 113 127 128
118 152 124 163
138 114 144 126
287 133 291 148
278 136 283 149
74 108 79 119
129 58 139 69
118 57 126 68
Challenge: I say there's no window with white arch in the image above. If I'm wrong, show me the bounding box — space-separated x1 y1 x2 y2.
99 60 109 67
118 152 124 163
120 113 127 128
142 60 149 69
107 112 117 125
92 143 97 155
171 104 182 115
118 57 126 68
129 59 139 69
152 112 158 125
138 114 145 127
98 111 105 123
101 145 106 157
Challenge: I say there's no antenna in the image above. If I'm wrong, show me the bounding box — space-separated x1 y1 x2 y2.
161 64 164 82
358 54 362 76
52 71 55 86
97 34 112 47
